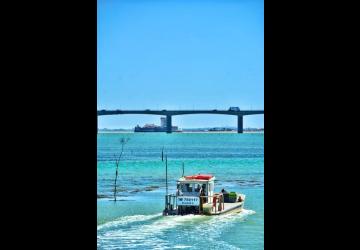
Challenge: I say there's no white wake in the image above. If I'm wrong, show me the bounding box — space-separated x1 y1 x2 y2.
97 209 256 249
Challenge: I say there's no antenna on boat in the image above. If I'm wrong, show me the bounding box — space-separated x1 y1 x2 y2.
165 154 168 196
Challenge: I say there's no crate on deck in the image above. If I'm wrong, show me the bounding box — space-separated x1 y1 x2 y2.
228 192 237 203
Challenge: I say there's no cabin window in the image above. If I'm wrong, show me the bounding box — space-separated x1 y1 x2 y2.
181 183 203 193
181 183 191 192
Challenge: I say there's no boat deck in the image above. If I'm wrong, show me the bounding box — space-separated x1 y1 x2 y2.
206 201 245 215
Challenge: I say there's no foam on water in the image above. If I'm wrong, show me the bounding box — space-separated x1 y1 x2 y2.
98 214 205 249
97 213 162 231
173 245 192 249
185 209 256 250
97 209 255 249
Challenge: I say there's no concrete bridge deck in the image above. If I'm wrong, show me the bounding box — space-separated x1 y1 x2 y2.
97 109 263 116
97 109 264 133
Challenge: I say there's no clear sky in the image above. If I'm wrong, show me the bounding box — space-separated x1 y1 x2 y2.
98 0 263 129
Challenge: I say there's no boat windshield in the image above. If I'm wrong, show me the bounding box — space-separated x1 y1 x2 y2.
180 183 191 192
179 183 207 195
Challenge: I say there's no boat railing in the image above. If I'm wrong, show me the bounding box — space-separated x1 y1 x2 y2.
164 194 177 213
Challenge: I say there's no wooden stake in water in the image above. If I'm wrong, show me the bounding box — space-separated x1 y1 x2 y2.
182 162 184 177
165 155 168 196
114 138 129 202
161 147 164 162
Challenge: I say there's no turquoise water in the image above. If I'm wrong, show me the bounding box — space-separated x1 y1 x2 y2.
97 133 264 250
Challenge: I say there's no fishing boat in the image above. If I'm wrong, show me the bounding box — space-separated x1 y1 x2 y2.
163 174 246 216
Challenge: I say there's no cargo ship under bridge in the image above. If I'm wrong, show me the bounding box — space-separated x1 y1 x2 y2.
134 117 181 132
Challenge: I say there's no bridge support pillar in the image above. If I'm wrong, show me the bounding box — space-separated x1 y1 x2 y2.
166 115 172 133
237 115 243 133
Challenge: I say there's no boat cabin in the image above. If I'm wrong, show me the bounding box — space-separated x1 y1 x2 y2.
163 174 245 216
177 174 215 198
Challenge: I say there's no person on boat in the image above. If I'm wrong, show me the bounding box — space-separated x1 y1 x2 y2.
218 193 224 211
220 188 229 203
177 187 183 196
202 184 207 201
212 195 217 212
199 187 206 213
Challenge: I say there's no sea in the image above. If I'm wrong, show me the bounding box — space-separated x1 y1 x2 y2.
97 133 264 250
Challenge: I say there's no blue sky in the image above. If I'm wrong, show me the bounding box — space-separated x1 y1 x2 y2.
98 0 263 129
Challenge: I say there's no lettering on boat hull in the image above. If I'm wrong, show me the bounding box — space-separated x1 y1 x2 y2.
177 196 200 206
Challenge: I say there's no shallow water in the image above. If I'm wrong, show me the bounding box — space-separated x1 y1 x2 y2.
97 133 264 249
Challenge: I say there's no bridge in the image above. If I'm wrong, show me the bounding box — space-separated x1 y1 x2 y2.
97 109 264 133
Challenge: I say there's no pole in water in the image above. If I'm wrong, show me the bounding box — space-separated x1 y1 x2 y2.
165 155 168 197
182 162 184 177
161 147 164 162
